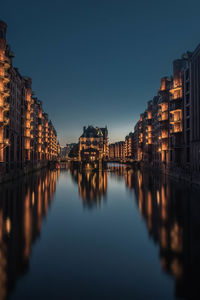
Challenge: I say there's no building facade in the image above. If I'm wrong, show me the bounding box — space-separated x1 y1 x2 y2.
183 46 200 173
132 51 197 176
79 126 108 162
0 20 59 180
109 141 125 160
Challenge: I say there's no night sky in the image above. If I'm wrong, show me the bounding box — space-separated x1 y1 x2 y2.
1 0 200 145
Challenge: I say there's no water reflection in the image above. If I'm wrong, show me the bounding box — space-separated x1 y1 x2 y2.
0 169 60 299
69 167 107 208
68 163 200 298
123 168 200 299
0 164 200 299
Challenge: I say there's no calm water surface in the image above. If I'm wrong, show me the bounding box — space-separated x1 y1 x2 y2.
0 163 200 300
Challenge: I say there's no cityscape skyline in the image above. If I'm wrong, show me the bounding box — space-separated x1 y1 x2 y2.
1 0 200 145
1 3 200 299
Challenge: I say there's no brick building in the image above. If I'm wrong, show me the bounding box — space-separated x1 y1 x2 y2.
0 20 59 179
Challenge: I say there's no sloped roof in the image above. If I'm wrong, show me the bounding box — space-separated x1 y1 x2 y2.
81 126 103 138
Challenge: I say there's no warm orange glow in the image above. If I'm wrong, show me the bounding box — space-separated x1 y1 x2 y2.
161 102 168 112
147 125 152 132
161 186 167 221
156 190 160 205
161 112 168 121
161 130 168 139
5 218 11 234
160 78 166 91
170 223 182 253
147 111 152 119
170 259 183 279
170 87 182 99
162 142 168 151
160 226 167 249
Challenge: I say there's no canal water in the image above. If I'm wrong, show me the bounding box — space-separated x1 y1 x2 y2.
0 163 200 300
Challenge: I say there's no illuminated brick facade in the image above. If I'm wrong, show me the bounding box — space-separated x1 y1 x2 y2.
0 20 59 178
109 141 125 159
79 126 108 162
0 21 11 166
133 54 191 172
125 132 134 159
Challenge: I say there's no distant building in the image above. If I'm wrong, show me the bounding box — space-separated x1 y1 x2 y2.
109 141 125 160
125 132 134 159
79 125 108 162
60 143 76 159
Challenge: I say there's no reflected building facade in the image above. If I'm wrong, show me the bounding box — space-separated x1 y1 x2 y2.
69 166 107 208
121 167 200 299
0 169 60 299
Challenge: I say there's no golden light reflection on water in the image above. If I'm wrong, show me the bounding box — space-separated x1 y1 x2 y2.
0 164 199 299
111 166 200 299
69 166 107 208
0 169 60 300
67 163 200 299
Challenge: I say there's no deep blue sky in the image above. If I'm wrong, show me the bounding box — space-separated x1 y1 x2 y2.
1 0 200 145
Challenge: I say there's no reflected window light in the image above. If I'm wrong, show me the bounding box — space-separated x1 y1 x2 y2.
157 190 160 205
5 218 11 234
170 258 183 279
32 191 35 205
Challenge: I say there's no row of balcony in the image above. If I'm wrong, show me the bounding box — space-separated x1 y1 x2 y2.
157 107 168 119
0 89 10 98
0 58 11 69
0 116 9 126
169 101 182 112
0 71 10 79
170 115 182 123
0 101 10 111
170 126 182 134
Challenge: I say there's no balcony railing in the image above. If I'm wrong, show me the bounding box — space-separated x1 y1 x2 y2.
25 123 31 129
170 95 182 101
158 113 168 121
1 89 10 98
170 115 181 123
3 102 10 111
1 116 9 126
170 126 182 134
3 60 10 69
3 74 10 83
170 101 182 111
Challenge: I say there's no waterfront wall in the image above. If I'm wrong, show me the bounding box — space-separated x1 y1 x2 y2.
138 161 200 186
0 160 51 184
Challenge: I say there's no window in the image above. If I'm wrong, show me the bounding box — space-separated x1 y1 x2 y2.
186 106 190 116
186 118 190 129
186 82 189 92
186 131 190 144
186 69 189 80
